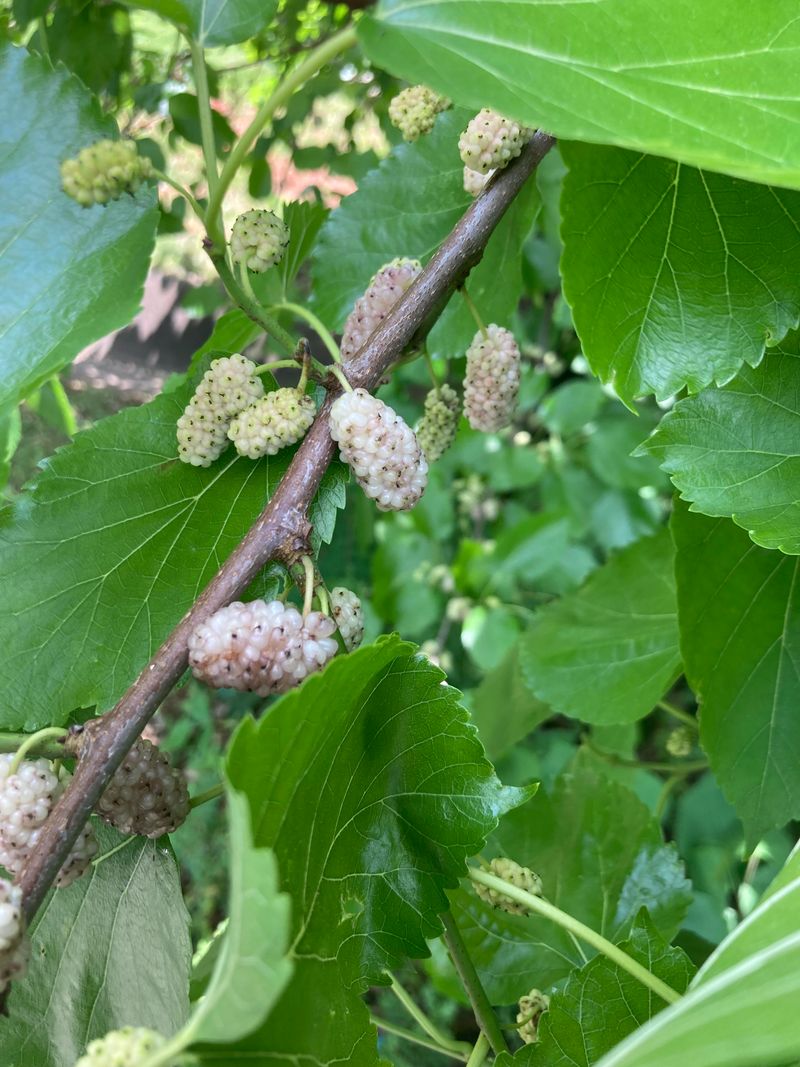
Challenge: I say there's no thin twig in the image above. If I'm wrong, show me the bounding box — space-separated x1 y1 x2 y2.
440 911 508 1055
17 132 556 926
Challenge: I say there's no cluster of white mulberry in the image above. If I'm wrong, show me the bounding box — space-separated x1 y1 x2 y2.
75 1026 167 1067
177 355 313 468
0 878 28 996
188 587 364 697
388 85 451 141
340 257 422 361
472 856 543 916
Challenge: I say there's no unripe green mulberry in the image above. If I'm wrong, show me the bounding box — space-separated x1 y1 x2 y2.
230 209 290 273
464 325 520 432
459 109 532 174
666 725 695 758
473 857 543 916
177 354 264 467
388 85 450 141
228 388 315 459
340 258 422 362
517 988 550 1044
75 1027 167 1067
61 139 154 207
416 384 460 462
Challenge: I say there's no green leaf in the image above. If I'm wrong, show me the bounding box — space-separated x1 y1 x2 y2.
171 791 292 1051
0 824 191 1067
220 636 528 1065
467 642 550 762
643 334 800 553
672 504 800 842
453 766 691 1004
280 200 328 294
519 530 681 724
560 143 800 404
182 0 279 46
594 848 800 1067
0 347 345 730
0 404 21 493
505 916 694 1067
0 45 158 407
311 110 539 359
360 1 800 190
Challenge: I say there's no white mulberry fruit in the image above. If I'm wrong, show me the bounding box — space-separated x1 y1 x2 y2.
228 388 315 459
67 731 189 839
463 165 494 197
330 587 364 652
0 879 22 953
666 725 694 758
177 354 264 467
0 754 98 887
189 600 338 697
464 325 520 432
75 1027 167 1067
473 857 543 916
340 258 422 362
459 109 532 175
329 388 428 511
517 988 550 1044
61 139 154 207
230 209 290 273
388 85 450 141
416 384 460 462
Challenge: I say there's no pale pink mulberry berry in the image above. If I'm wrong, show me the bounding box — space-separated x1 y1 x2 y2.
329 388 428 511
459 109 532 175
188 600 338 697
340 259 422 362
464 325 520 432
0 880 28 994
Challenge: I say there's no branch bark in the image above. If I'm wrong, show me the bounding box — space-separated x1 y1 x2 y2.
17 131 556 924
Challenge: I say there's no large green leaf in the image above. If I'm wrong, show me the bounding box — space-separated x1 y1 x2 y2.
560 144 800 404
218 636 528 1065
0 341 345 730
172 791 292 1053
182 0 278 45
467 642 550 762
453 766 691 1004
0 45 158 408
503 917 694 1067
311 109 539 360
643 336 800 553
360 1 800 190
672 504 800 841
595 848 800 1067
0 824 191 1067
519 530 681 725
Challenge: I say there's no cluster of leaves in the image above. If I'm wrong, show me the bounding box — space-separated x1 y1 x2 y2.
1 2 800 1067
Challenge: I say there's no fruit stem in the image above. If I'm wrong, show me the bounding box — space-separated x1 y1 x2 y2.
468 868 682 1005
253 360 302 377
301 555 316 617
189 782 224 809
151 169 205 223
188 39 221 226
0 731 66 762
370 1015 470 1061
424 349 440 388
9 727 68 775
315 585 330 617
440 911 509 1055
582 736 707 775
205 24 358 246
466 1032 491 1067
460 286 488 340
213 256 297 353
329 364 353 393
657 699 698 730
270 302 341 363
389 975 470 1055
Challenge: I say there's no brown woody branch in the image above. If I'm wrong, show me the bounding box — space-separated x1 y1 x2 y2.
17 131 556 924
